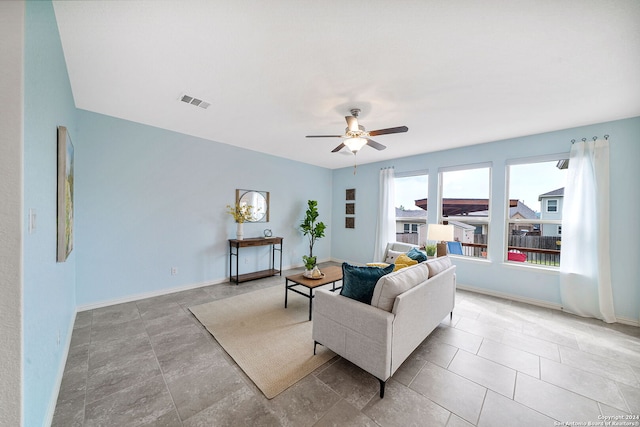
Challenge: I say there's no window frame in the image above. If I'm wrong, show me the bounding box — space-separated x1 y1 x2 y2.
505 153 568 268
438 163 492 258
394 170 429 242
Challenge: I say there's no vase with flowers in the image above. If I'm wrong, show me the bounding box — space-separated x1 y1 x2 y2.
226 203 255 240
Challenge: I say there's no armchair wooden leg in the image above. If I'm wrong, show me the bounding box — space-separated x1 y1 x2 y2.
379 379 386 398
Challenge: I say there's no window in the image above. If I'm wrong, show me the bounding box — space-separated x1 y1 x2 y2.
507 156 568 267
395 172 428 246
403 223 419 233
440 165 490 258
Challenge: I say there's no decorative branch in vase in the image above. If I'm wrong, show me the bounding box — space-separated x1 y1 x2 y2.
226 203 255 240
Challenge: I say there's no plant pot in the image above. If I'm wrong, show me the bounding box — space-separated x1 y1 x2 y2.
236 222 244 240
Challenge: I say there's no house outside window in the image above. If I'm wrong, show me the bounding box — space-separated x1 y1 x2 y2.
394 172 428 246
439 165 491 258
507 157 567 266
403 223 419 233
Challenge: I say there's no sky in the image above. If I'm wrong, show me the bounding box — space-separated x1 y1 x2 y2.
395 161 567 213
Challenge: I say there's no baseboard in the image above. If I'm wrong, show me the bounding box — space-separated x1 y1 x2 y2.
76 278 228 312
456 283 563 311
615 316 640 327
44 311 76 427
77 260 328 312
457 283 639 327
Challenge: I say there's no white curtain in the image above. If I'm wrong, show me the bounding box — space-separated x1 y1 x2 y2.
374 167 396 261
560 139 615 323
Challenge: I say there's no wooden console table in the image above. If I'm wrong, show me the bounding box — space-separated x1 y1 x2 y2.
229 237 283 284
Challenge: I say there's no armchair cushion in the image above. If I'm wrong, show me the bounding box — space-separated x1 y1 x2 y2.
340 263 395 304
371 263 430 312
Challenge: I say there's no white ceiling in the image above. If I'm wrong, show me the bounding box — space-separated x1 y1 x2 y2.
52 0 640 169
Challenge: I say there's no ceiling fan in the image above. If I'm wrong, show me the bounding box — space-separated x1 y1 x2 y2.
306 108 408 154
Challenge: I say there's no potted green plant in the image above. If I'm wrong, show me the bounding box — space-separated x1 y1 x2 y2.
425 244 437 259
300 200 326 275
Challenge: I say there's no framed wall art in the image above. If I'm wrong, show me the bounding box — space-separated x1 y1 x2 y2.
345 203 355 215
346 188 355 200
57 126 74 262
345 188 355 228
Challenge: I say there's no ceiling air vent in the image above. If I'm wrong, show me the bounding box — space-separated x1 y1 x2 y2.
179 94 210 109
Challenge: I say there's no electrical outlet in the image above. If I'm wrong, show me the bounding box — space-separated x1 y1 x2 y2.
171 267 178 276
244 258 249 264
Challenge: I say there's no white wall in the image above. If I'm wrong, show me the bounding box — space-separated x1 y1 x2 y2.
331 117 640 324
0 3 24 426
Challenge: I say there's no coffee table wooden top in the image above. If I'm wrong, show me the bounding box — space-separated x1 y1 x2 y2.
285 265 342 288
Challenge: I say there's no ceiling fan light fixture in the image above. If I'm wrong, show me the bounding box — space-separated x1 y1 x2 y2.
344 137 367 153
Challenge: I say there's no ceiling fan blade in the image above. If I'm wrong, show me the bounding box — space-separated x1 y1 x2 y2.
368 126 408 137
306 135 343 138
345 116 359 132
366 139 386 151
331 142 346 153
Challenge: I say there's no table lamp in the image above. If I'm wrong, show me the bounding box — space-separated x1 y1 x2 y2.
427 224 454 257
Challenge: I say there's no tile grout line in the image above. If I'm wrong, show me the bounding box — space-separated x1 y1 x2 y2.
138 299 186 426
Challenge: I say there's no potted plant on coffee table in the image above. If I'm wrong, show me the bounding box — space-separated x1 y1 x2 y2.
300 200 326 277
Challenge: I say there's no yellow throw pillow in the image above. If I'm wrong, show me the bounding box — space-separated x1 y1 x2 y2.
367 262 390 268
393 254 418 271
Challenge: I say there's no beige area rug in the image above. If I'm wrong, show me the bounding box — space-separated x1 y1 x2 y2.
189 285 335 399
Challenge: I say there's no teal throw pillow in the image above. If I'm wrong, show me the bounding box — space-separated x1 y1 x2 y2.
340 263 395 304
407 247 427 263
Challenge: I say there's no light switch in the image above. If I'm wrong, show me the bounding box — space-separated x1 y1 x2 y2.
29 208 36 234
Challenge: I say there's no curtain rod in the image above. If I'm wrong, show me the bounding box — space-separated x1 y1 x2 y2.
571 135 609 144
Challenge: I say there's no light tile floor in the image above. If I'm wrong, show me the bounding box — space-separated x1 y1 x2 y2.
53 263 640 426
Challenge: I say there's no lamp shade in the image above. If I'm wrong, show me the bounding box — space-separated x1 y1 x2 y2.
427 224 454 242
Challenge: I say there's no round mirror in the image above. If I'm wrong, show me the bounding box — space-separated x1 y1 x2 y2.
239 190 268 222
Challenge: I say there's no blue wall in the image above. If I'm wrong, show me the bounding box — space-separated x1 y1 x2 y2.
75 111 332 306
23 2 78 426
331 117 640 323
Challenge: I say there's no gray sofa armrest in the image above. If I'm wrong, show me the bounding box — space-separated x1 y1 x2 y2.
313 289 394 380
